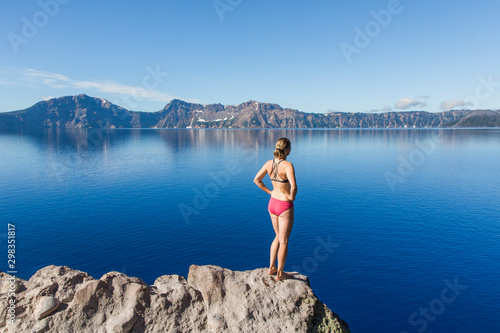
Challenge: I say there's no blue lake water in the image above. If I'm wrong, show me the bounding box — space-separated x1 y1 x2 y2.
1 128 499 332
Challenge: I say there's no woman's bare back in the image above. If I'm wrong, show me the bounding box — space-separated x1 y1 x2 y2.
266 159 293 202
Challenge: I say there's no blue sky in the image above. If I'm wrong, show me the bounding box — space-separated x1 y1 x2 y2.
1 0 499 114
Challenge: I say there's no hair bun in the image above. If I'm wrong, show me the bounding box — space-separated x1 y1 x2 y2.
273 137 291 159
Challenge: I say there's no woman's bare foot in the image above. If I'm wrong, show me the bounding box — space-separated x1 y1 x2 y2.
268 267 277 275
275 272 293 281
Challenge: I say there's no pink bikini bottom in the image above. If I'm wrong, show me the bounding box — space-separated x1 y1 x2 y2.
268 197 294 216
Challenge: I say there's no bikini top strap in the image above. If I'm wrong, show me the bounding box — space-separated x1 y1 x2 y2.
271 158 284 180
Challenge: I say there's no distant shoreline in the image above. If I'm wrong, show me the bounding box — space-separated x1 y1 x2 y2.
2 127 500 132
1 94 499 129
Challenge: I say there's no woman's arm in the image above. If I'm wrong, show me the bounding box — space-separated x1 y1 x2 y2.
285 163 297 201
254 162 272 195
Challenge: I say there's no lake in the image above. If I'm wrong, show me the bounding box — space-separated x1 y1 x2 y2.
1 128 499 332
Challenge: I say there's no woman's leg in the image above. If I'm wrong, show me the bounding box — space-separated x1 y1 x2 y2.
269 211 280 274
276 207 294 280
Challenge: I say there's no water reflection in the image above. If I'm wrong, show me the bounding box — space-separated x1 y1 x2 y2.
1 128 499 155
1 127 499 333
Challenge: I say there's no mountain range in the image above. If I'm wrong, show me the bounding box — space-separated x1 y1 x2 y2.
1 94 499 129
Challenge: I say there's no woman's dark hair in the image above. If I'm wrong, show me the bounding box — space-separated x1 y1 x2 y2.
273 137 291 159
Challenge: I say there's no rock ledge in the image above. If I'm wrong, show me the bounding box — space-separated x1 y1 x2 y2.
0 265 349 332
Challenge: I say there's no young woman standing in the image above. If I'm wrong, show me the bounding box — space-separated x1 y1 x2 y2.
254 138 297 281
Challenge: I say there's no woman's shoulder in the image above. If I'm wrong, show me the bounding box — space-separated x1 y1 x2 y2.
266 158 293 166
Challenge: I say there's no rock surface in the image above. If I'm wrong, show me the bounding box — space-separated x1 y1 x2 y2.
0 265 349 332
1 93 491 129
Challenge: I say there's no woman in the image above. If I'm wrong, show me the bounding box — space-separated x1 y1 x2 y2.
254 138 297 281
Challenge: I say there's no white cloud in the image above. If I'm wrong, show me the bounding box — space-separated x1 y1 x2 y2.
365 105 394 113
71 80 176 101
440 99 473 110
0 80 23 86
395 97 427 110
23 69 71 82
1 68 183 103
42 96 55 101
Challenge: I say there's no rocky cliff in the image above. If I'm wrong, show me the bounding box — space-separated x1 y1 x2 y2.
0 265 349 333
444 109 500 127
1 94 496 129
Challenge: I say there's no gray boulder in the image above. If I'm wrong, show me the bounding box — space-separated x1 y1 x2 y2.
0 265 349 332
